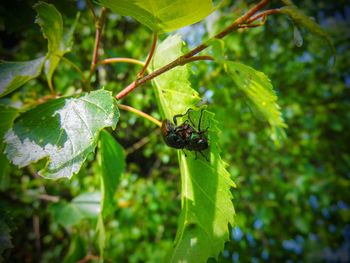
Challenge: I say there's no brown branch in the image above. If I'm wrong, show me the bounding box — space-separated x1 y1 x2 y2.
115 0 271 100
246 8 281 24
78 254 100 263
87 7 108 86
137 32 158 78
38 194 60 202
33 215 41 253
183 0 271 59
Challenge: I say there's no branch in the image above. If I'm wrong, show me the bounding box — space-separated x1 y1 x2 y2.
246 8 281 24
99 58 145 67
118 104 162 127
115 0 271 100
137 32 158 78
87 7 108 86
61 57 87 83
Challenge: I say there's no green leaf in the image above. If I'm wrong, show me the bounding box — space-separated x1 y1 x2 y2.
280 4 336 57
4 90 119 179
49 201 85 227
224 61 287 146
0 105 19 179
49 192 101 227
152 35 235 262
72 192 101 217
62 235 86 263
98 130 125 218
0 105 19 139
34 1 63 52
0 57 45 98
100 0 217 33
34 2 79 88
152 35 201 118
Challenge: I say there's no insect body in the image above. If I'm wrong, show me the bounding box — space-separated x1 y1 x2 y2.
161 108 209 160
161 120 186 149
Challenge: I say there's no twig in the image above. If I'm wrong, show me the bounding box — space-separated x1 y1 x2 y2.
246 8 281 24
47 78 55 95
33 215 41 253
78 254 100 263
87 7 108 86
125 131 157 155
137 32 158 78
118 104 162 127
115 0 271 100
38 194 60 202
99 58 144 67
86 0 97 21
61 56 87 83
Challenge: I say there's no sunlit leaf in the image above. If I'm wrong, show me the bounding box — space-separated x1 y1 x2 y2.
34 2 79 88
152 35 235 262
224 61 287 146
280 4 336 57
0 57 45 98
98 130 125 218
72 192 101 217
100 0 217 33
152 35 201 118
4 90 119 179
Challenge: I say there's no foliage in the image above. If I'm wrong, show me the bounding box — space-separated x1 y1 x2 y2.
0 0 348 262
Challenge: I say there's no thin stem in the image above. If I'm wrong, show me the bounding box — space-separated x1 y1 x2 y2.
47 78 55 95
137 32 158 78
181 55 214 64
118 104 162 127
61 57 87 83
86 0 97 21
38 194 60 202
184 0 271 58
87 7 108 85
246 8 281 24
125 132 154 155
139 55 214 85
115 0 271 100
100 58 145 67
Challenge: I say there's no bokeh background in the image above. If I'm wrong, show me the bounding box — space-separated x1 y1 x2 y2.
0 0 349 262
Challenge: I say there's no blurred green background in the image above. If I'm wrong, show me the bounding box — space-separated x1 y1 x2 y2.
0 0 349 262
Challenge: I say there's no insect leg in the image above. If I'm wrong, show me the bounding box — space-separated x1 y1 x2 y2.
199 151 209 162
173 108 193 125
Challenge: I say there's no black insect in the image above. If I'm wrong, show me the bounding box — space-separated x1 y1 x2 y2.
161 108 209 161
